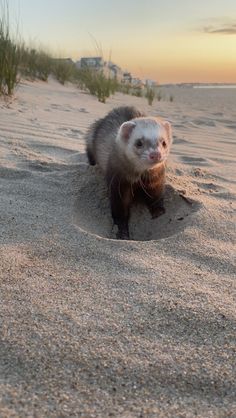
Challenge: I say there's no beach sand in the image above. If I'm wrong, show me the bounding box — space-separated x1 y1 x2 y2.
0 80 235 417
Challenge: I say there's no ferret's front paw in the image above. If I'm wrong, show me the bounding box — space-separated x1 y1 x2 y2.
116 230 130 240
114 223 130 240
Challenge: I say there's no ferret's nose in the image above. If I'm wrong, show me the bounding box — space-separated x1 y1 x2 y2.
149 151 162 162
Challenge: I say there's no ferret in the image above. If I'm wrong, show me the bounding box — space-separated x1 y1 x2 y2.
86 106 172 239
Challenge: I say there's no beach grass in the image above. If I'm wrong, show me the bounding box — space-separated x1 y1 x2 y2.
0 6 150 103
0 4 152 102
19 46 52 81
0 14 121 103
0 1 21 95
76 67 118 103
145 86 155 105
52 58 74 85
156 89 163 101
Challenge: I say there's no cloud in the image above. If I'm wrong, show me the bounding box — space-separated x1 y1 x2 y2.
203 22 236 35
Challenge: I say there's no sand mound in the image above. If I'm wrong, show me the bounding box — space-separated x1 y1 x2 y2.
73 164 201 241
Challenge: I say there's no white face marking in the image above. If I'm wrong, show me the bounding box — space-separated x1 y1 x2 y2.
118 118 171 172
116 117 172 174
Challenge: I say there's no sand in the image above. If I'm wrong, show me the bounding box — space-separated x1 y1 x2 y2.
0 79 235 417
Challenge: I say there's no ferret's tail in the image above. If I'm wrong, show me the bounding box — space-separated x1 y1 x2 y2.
86 147 96 165
85 125 97 166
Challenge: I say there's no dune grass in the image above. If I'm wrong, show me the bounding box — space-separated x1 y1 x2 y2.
156 89 163 101
76 67 118 103
0 2 158 103
52 58 74 85
0 16 120 103
0 2 145 102
0 1 21 95
145 86 155 105
19 46 52 81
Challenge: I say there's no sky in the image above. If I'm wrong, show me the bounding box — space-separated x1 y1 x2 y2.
7 0 236 83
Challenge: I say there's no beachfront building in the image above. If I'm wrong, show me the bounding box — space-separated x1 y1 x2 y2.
130 77 143 88
78 56 124 81
80 57 104 70
122 72 132 84
105 62 123 81
53 57 74 66
78 57 142 85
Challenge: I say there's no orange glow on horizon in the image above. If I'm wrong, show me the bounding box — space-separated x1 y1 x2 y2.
116 33 236 83
73 32 236 84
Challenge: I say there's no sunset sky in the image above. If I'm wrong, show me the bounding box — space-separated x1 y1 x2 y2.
8 0 236 83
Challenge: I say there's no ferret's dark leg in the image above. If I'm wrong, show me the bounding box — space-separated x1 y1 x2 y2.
145 195 166 219
109 178 132 239
142 187 165 219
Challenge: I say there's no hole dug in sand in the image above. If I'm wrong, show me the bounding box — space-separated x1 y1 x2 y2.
73 165 200 241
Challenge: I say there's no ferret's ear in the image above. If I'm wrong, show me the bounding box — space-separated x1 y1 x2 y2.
163 121 172 142
119 121 136 141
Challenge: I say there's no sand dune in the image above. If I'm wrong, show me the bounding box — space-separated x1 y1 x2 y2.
0 80 235 417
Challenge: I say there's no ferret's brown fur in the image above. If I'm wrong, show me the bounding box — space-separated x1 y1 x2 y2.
86 106 172 239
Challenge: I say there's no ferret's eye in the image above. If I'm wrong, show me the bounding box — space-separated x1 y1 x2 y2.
162 140 167 148
135 139 143 148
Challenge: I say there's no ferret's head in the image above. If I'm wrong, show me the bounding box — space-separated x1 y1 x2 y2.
116 117 172 172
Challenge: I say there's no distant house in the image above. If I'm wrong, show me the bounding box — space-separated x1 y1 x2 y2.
79 57 124 80
53 58 74 65
78 57 145 86
75 60 81 69
130 77 144 88
105 62 123 81
122 72 132 84
64 58 74 65
80 57 104 70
